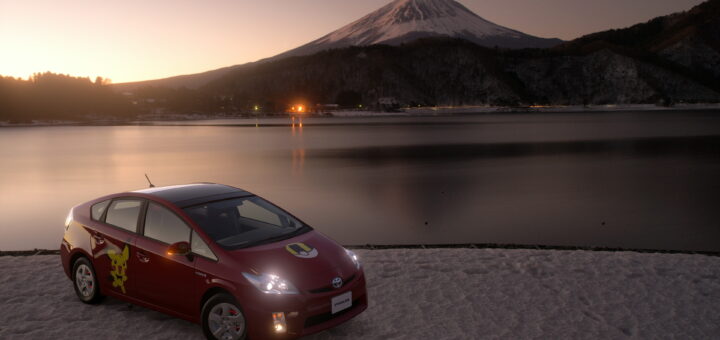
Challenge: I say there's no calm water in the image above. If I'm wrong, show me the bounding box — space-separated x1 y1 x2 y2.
1 112 719 251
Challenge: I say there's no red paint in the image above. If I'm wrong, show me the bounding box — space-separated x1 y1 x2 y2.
60 184 367 339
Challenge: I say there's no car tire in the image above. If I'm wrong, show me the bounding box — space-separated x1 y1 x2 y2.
202 294 247 340
72 257 103 304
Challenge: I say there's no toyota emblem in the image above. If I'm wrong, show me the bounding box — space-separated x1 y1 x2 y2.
332 277 343 289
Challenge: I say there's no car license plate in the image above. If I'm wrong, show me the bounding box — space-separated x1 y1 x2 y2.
331 291 352 314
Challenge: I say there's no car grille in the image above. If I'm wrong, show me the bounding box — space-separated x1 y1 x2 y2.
308 274 356 294
303 297 363 329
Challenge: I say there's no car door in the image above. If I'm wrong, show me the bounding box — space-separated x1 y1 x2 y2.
91 197 142 298
133 201 198 317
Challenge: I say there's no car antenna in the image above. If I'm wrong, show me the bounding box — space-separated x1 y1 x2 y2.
144 173 155 188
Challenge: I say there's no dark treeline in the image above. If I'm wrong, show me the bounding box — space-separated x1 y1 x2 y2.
0 72 134 122
131 86 230 114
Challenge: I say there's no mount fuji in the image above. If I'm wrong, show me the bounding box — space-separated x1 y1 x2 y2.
273 0 562 59
114 0 561 90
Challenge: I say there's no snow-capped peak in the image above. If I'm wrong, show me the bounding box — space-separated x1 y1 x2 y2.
319 0 521 45
274 0 561 59
364 0 479 25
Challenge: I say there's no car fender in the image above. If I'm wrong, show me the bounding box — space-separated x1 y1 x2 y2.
198 278 242 316
62 245 94 280
60 218 95 279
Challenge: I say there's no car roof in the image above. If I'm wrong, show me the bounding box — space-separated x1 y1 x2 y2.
133 183 252 207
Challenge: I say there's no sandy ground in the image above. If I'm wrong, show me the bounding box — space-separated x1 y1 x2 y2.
1 249 719 339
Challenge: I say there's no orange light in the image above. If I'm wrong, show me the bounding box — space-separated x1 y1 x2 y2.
289 104 306 114
272 312 287 333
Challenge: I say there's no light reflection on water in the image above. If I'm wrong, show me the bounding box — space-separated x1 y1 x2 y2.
1 112 719 251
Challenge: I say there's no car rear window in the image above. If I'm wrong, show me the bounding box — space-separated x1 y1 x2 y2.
91 200 110 221
105 199 143 232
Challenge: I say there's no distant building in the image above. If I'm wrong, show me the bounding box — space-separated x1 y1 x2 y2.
377 97 400 111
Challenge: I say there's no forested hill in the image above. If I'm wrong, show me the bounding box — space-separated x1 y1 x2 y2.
0 73 132 122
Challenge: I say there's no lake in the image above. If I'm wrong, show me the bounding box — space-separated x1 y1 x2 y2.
1 111 719 252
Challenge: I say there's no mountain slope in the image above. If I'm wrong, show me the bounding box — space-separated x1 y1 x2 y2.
117 0 720 108
273 0 562 59
112 64 245 92
196 1 720 108
114 0 561 91
558 0 720 81
202 37 719 109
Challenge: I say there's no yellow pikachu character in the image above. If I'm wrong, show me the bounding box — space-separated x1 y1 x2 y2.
108 245 129 294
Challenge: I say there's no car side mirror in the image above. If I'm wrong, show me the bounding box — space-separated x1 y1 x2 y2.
167 241 190 256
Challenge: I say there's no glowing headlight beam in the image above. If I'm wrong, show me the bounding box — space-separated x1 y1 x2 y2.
242 272 299 295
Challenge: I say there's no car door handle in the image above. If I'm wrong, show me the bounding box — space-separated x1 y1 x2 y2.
92 234 105 245
136 251 150 263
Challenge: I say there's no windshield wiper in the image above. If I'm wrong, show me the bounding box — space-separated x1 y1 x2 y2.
243 225 311 248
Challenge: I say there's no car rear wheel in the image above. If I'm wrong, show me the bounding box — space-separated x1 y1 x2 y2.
72 257 103 304
202 294 247 340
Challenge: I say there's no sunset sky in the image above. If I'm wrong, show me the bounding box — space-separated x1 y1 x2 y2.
0 0 706 83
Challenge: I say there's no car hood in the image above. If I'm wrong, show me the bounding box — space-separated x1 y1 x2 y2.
227 230 357 291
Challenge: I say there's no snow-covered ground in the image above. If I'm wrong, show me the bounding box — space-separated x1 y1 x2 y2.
399 103 720 115
1 249 718 339
328 104 720 117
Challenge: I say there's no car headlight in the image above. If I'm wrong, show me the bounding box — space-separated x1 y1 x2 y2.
242 272 299 295
345 248 360 270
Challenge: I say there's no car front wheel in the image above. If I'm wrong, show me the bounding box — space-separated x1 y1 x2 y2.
72 257 103 304
202 294 247 340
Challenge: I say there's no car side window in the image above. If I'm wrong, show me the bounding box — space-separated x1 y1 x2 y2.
191 230 217 261
144 202 190 245
237 200 282 226
105 199 143 232
91 200 110 221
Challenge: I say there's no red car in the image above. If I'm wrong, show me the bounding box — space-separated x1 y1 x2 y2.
60 183 367 339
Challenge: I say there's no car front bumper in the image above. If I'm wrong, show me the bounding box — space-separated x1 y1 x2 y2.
241 270 368 339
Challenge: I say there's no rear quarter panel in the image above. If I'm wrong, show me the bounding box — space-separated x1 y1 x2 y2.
60 201 96 279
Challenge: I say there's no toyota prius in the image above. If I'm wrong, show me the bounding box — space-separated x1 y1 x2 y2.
60 183 367 339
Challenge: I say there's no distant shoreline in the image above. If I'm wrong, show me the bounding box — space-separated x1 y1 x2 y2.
2 104 719 128
4 243 718 257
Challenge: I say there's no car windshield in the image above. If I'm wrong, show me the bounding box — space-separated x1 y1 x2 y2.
183 196 310 249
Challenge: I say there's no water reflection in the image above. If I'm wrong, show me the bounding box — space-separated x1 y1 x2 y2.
291 116 304 136
309 135 720 162
1 113 720 251
292 148 305 175
291 116 305 175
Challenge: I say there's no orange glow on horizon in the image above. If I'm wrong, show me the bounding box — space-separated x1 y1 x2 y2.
0 1 393 83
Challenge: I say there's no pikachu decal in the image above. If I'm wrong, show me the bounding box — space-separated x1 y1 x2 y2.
107 245 129 294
